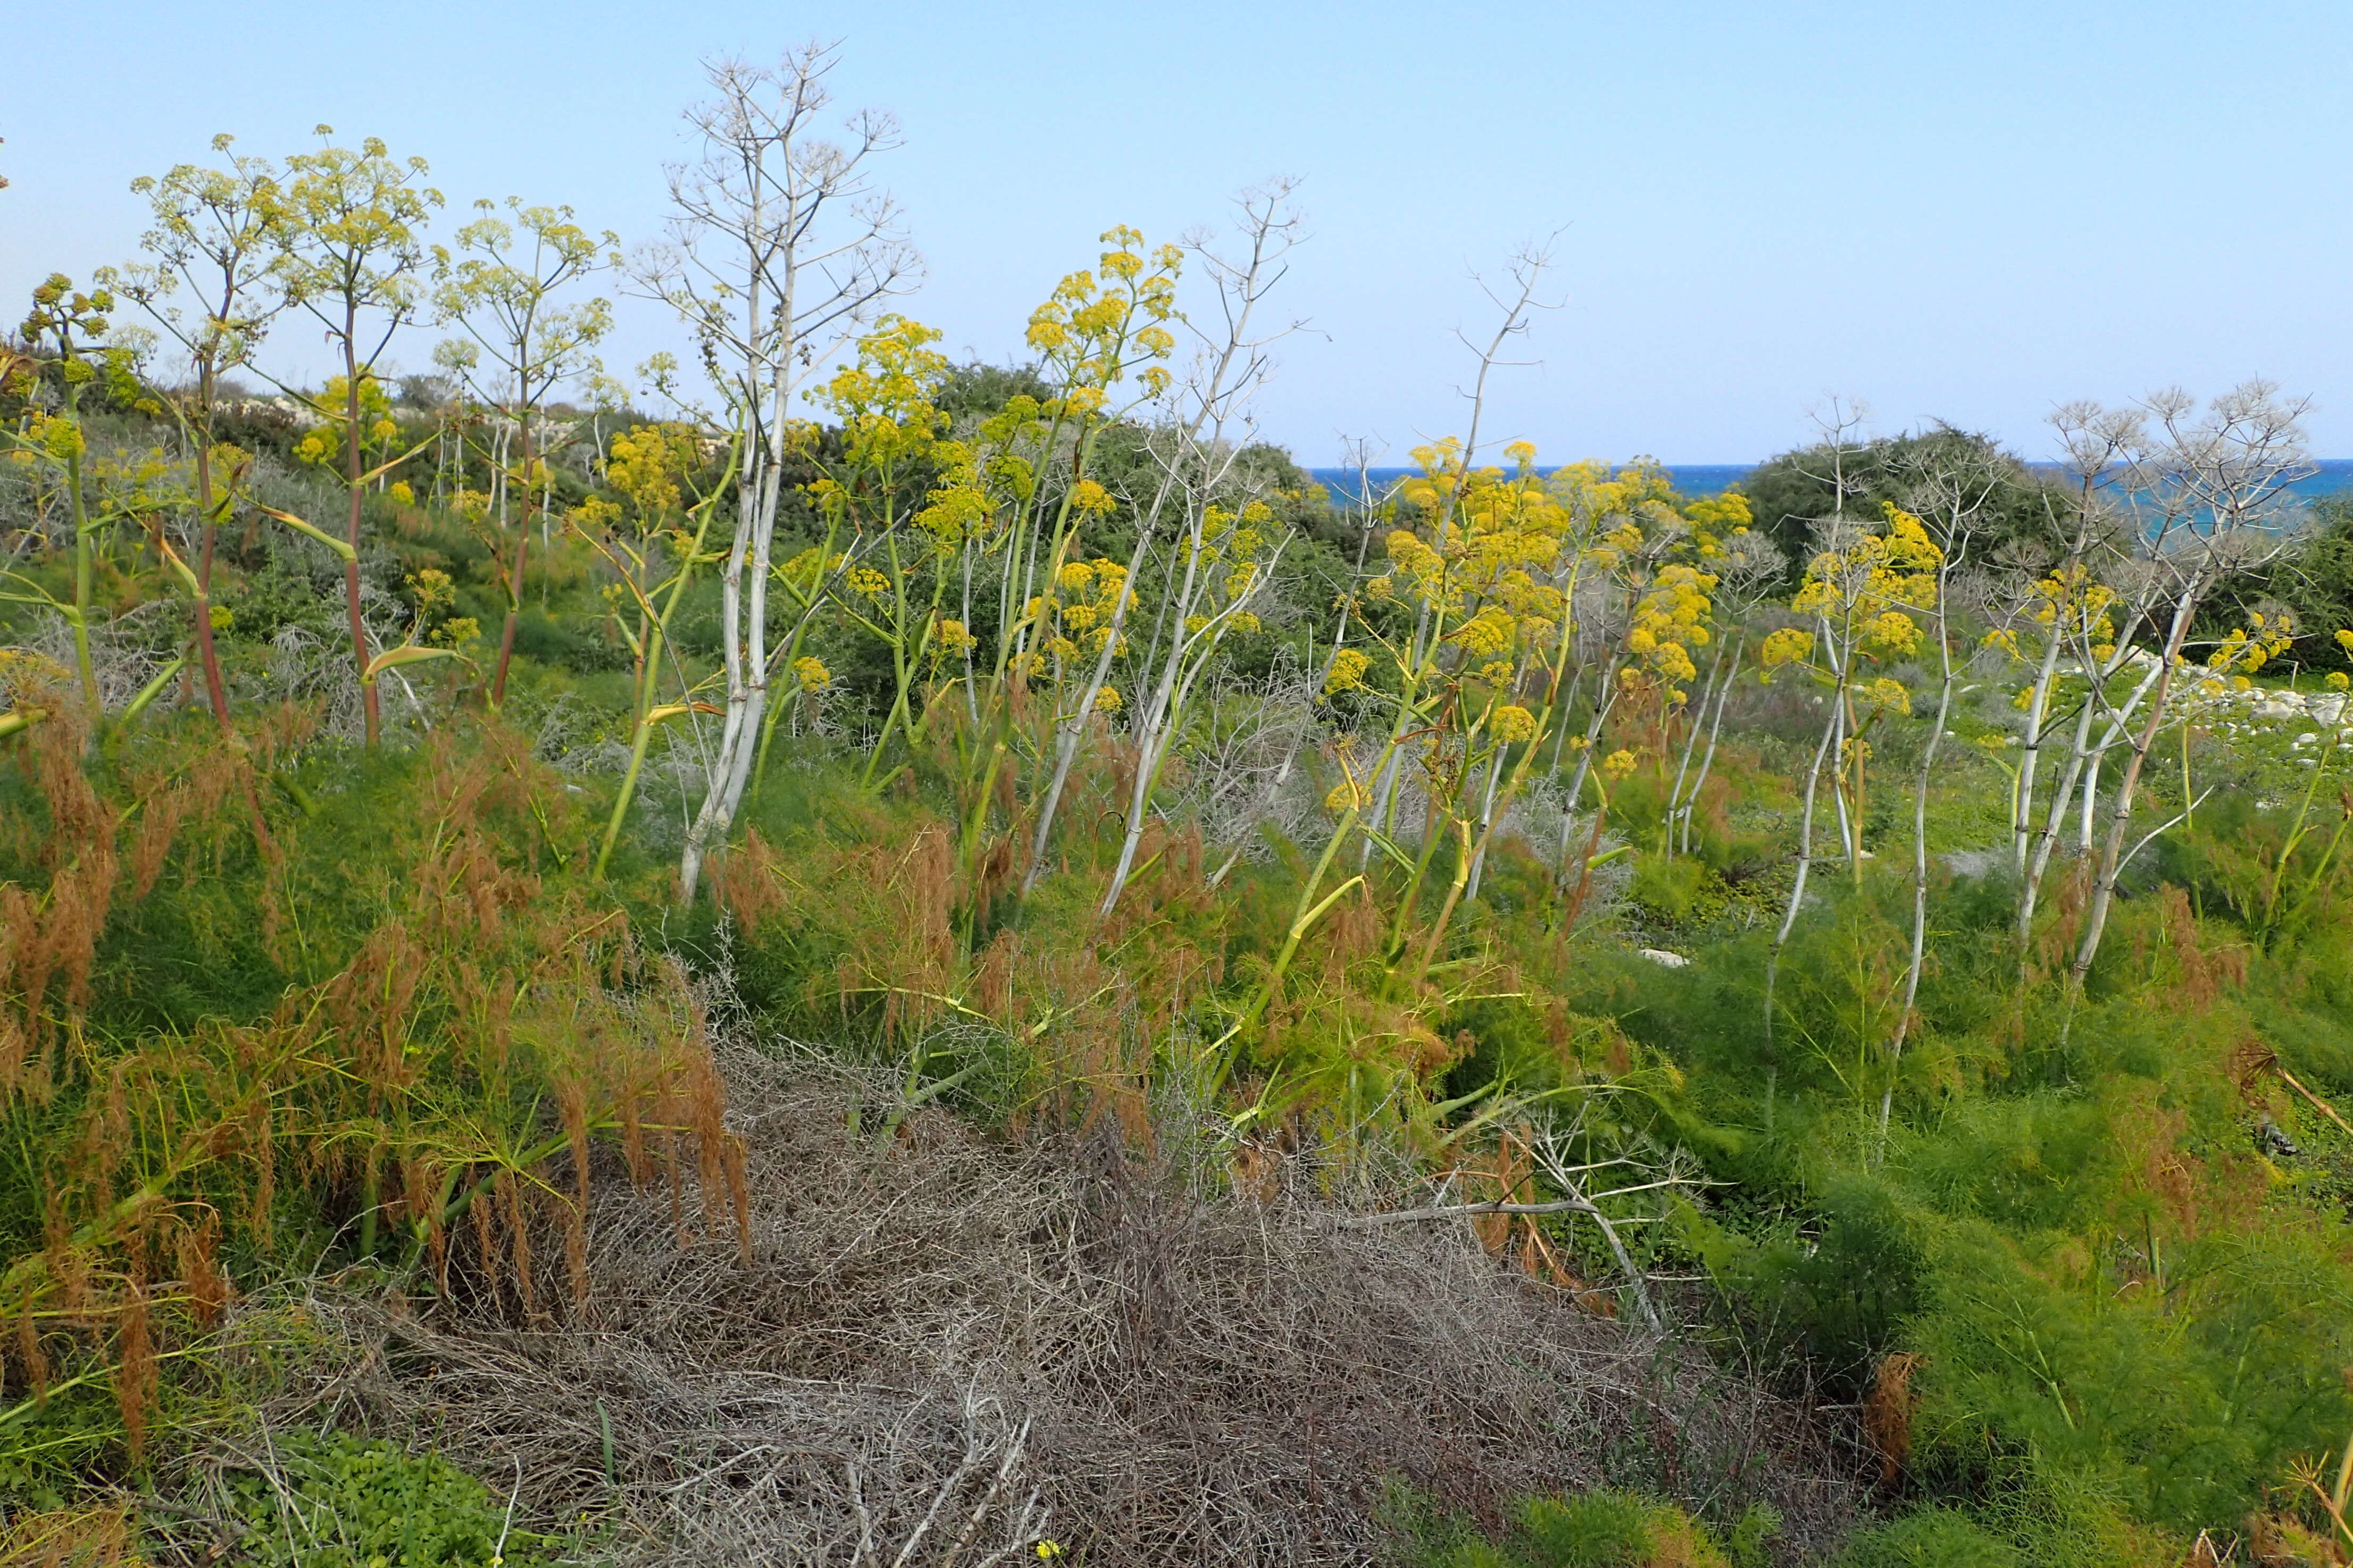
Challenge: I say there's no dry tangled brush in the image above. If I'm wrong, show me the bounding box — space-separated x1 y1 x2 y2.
257 1042 1863 1566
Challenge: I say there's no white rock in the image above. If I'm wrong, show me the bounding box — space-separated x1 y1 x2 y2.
1638 948 1692 969
2294 732 2320 747
2257 701 2299 719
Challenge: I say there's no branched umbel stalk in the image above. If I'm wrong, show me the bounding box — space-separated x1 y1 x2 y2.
1232 433 1734 1079
1087 181 1308 916
1995 401 2154 952
975 227 1182 895
1311 245 1720 950
635 41 918 900
103 136 294 726
1362 240 1559 869
1977 386 2313 1035
1757 441 1941 1076
1528 467 1717 919
433 197 618 708
573 425 738 878
1662 523 1782 858
1876 439 2002 1154
274 127 444 745
1189 433 1392 891
1515 477 1765 919
805 318 962 781
4 278 123 722
2005 404 2134 880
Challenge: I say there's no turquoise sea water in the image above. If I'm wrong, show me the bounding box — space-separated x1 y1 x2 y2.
1306 460 2353 506
1306 465 1748 501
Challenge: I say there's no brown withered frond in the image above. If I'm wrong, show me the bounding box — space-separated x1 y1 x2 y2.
1862 1350 1921 1490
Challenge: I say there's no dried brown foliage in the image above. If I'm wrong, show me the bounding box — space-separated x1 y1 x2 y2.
254 1044 1867 1567
0 1505 145 1567
2151 884 2245 1009
1861 1351 1920 1490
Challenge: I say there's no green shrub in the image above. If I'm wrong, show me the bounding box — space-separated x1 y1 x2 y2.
221 1431 556 1567
1831 1507 2018 1568
1395 1487 1760 1568
1628 851 1719 925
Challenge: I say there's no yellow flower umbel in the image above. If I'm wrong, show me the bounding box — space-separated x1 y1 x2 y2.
1771 505 1940 703
1489 703 1538 744
1758 626 1816 679
1789 505 1940 651
1037 557 1131 667
814 314 950 476
1625 561 1715 688
1862 676 1912 717
1323 647 1372 695
1024 226 1182 406
1336 446 1734 978
604 422 699 519
2205 614 2294 678
930 617 977 661
293 371 402 476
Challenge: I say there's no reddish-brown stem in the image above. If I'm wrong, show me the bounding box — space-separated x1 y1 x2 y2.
1559 804 1610 934
343 320 380 744
190 432 231 725
490 406 533 706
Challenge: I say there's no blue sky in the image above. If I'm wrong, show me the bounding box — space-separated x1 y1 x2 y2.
6 1 2351 464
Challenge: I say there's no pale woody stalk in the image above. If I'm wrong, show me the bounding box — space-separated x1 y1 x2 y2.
577 429 738 878
1361 244 1556 862
1878 447 2000 1153
1758 471 1938 1066
2002 403 2145 944
2009 403 2139 879
635 43 916 900
2060 384 2310 1035
928 236 1178 871
1662 523 1778 857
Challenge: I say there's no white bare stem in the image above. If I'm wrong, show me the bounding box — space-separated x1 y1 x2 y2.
636 43 917 900
2063 382 2313 1034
